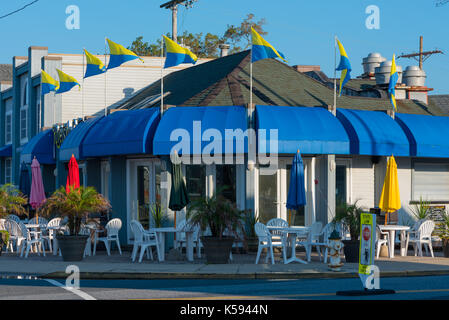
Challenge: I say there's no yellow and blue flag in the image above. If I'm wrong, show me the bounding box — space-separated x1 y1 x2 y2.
251 27 286 63
106 38 143 70
163 35 198 68
388 54 399 111
41 70 59 95
336 39 352 96
56 69 80 94
84 49 106 79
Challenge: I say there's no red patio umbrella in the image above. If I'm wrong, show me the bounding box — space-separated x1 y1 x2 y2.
66 154 80 193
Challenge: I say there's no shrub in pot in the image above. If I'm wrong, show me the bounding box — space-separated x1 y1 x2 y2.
187 188 246 264
333 201 363 263
0 230 10 256
243 210 258 253
39 186 111 261
436 210 449 258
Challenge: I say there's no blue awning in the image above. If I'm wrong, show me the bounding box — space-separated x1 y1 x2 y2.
395 113 449 158
82 108 160 157
336 109 410 156
0 144 12 158
59 117 104 161
20 129 55 164
256 105 350 154
153 106 248 155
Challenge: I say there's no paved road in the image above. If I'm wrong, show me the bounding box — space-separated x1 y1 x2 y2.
1 275 449 301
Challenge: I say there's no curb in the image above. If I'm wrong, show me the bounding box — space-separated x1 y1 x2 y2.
41 270 449 280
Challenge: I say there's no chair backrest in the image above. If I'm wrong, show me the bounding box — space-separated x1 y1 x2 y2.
5 219 22 237
130 220 144 242
267 218 288 236
418 220 435 239
106 218 122 237
28 217 48 226
18 222 28 238
6 215 20 223
0 219 5 231
255 222 270 239
47 218 62 228
310 222 323 240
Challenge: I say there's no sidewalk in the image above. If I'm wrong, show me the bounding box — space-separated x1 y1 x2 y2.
0 249 448 280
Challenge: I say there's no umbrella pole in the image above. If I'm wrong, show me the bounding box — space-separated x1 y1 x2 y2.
384 212 388 225
288 209 291 226
174 211 177 241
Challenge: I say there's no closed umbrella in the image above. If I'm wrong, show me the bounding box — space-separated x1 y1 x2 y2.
169 151 189 234
66 154 80 193
19 162 31 198
379 155 401 225
286 150 307 226
30 157 46 223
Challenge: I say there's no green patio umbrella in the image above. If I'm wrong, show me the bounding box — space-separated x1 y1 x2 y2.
169 152 190 233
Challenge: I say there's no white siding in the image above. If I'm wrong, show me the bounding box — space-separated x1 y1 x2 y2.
46 53 210 123
351 156 374 210
413 162 449 201
396 157 413 224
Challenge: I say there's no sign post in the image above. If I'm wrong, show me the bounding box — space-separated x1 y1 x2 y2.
336 213 395 296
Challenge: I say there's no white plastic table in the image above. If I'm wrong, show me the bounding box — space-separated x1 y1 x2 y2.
378 225 410 258
267 226 311 264
24 224 47 252
152 227 195 262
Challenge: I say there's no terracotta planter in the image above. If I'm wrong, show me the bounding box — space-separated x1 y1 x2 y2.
200 236 234 264
57 235 89 262
342 240 360 263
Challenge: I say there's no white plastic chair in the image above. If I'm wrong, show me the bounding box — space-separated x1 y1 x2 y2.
175 220 202 258
4 220 24 253
130 220 161 263
19 222 46 258
406 219 435 257
0 219 6 231
93 218 122 256
41 218 62 253
266 218 289 245
28 217 49 226
376 226 389 259
254 222 287 264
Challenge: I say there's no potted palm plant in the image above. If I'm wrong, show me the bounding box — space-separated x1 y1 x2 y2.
437 210 449 258
39 186 111 261
150 202 167 228
333 201 363 263
243 210 258 253
187 189 246 264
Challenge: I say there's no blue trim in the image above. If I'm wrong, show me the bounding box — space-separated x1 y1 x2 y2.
0 144 12 158
153 106 248 156
20 129 55 164
336 109 410 156
256 105 350 155
83 108 160 157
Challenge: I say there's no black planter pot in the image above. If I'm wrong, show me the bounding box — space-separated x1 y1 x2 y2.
57 235 89 262
200 236 234 264
342 240 360 263
443 239 449 258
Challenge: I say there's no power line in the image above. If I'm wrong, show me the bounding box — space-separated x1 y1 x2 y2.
0 0 40 20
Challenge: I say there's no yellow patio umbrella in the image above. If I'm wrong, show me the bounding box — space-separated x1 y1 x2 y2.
379 155 401 225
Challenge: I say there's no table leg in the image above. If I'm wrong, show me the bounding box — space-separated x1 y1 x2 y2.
400 230 407 256
186 232 194 262
157 232 165 262
388 230 395 258
285 234 308 265
53 237 59 255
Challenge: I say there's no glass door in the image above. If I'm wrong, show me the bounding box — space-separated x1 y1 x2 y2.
258 168 279 224
127 159 161 241
336 159 351 207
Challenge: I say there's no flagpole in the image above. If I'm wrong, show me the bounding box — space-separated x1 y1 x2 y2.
250 46 253 107
104 37 108 117
160 36 164 116
333 35 337 110
82 49 85 119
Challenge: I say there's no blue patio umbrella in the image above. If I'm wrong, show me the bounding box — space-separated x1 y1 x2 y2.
19 162 31 198
286 150 306 225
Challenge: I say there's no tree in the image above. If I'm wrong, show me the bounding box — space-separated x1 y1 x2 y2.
128 13 267 58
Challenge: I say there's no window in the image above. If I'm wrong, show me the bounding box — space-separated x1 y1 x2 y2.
20 78 28 143
413 162 449 201
186 165 206 204
216 165 236 203
5 100 12 144
5 158 12 184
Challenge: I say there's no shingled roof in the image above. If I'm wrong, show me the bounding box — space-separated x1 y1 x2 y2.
117 50 444 116
0 64 12 82
429 95 449 116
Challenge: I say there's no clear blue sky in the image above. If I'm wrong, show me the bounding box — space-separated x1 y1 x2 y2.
1 0 449 93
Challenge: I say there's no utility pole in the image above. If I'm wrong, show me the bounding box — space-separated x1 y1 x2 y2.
160 0 198 42
397 36 443 70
